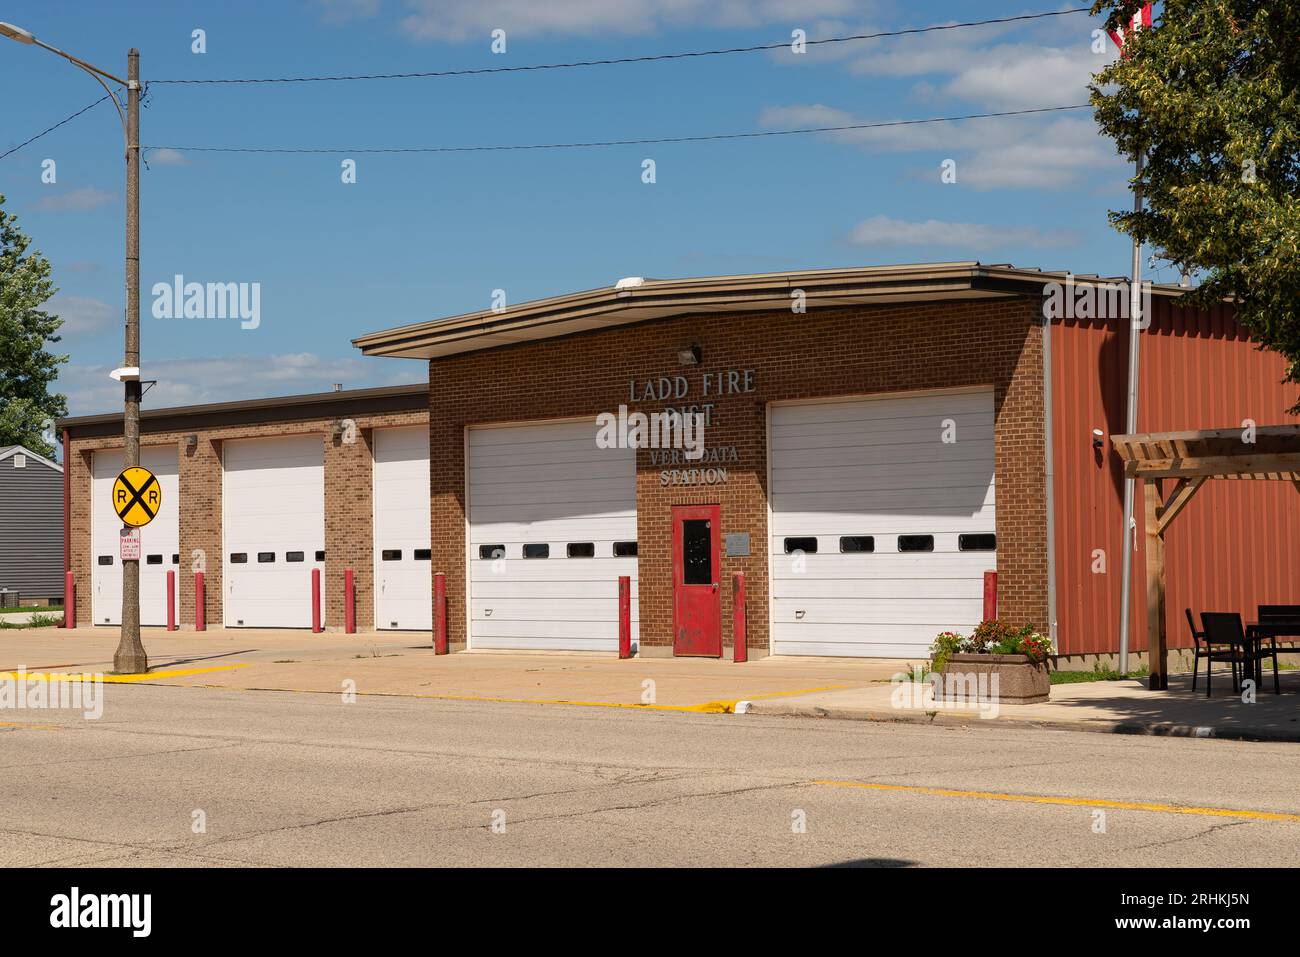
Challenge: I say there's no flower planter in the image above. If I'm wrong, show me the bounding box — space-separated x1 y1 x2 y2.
937 653 1050 705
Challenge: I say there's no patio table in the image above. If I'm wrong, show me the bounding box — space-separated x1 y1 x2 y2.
1244 620 1300 694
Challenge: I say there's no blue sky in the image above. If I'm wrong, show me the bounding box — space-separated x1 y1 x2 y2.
0 1 1148 415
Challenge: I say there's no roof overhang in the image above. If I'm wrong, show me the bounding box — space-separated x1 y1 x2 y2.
355 261 1191 361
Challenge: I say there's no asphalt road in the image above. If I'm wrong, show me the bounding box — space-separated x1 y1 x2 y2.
3 684 1299 867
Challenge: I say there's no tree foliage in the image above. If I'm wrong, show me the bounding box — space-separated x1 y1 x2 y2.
0 193 68 457
1090 1 1300 408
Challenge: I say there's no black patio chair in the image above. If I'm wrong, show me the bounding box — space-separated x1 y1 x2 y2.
1190 608 1237 696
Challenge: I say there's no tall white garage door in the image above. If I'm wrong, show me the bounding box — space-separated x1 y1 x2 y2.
91 447 180 626
373 426 431 630
467 419 638 652
223 435 325 628
769 388 997 658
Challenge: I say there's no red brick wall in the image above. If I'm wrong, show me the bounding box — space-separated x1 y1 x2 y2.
66 411 426 630
428 297 1049 653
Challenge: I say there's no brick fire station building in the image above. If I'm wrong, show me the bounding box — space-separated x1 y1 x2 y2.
60 262 1300 662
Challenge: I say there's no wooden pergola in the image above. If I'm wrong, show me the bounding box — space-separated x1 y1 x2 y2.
1112 425 1300 690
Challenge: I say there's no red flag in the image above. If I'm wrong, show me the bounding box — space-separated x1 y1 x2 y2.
1108 3 1153 55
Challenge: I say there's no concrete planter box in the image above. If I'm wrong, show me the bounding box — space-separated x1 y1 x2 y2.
937 653 1050 705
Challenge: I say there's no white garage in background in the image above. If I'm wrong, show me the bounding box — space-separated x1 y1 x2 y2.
223 434 325 628
467 419 638 651
373 426 432 630
91 446 180 626
769 388 997 658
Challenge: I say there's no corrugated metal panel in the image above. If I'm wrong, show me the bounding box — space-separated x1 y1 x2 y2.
1052 299 1300 656
0 451 65 601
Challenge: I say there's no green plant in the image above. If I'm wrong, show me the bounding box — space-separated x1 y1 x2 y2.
900 662 932 683
931 620 1056 666
929 631 964 672
0 613 59 629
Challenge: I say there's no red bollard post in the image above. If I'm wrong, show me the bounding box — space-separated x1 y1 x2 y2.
433 572 447 654
344 568 356 634
732 571 747 662
618 575 631 658
983 570 997 621
64 571 75 629
166 570 177 631
311 568 323 633
195 572 206 632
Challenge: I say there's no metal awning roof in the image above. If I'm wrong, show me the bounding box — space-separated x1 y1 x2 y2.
353 261 1194 361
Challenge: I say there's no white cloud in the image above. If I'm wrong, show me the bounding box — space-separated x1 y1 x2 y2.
58 353 425 416
47 294 118 335
398 0 868 42
760 104 1117 191
30 187 115 212
847 214 1079 250
145 147 189 167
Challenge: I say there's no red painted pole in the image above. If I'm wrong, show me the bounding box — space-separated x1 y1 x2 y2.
62 429 70 628
166 570 176 631
983 570 997 622
311 568 323 633
344 568 356 634
195 572 206 632
433 572 447 654
732 571 747 662
64 571 75 629
618 575 631 658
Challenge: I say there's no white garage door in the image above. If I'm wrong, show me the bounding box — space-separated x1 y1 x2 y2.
373 426 431 630
223 434 325 628
91 447 180 626
468 419 638 652
770 388 996 658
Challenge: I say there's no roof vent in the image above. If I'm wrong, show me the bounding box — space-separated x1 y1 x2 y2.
614 276 645 290
13 454 26 469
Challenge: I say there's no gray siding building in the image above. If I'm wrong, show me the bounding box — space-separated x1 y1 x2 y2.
0 446 64 605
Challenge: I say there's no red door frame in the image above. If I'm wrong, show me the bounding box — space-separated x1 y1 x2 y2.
671 504 722 657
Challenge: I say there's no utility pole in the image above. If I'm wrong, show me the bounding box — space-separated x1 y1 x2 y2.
116 48 147 673
0 24 148 672
1116 148 1144 677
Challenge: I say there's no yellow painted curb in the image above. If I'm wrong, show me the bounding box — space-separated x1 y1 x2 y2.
812 779 1300 823
0 664 248 683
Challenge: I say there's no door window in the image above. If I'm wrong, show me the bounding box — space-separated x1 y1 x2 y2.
682 519 712 585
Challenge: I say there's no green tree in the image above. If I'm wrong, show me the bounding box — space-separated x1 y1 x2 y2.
0 193 68 457
1090 1 1300 407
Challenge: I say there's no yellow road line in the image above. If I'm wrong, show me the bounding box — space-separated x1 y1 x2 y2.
812 779 1300 823
0 664 248 683
0 720 62 731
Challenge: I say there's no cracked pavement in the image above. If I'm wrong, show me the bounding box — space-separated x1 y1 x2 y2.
2 684 1299 867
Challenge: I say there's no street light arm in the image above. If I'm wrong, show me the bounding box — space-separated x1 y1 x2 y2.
30 35 129 86
67 59 128 144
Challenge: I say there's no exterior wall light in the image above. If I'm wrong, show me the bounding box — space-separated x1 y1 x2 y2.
1092 428 1106 451
677 345 702 366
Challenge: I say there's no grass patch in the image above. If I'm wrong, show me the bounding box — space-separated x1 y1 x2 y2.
1051 665 1149 684
0 614 61 629
0 604 62 615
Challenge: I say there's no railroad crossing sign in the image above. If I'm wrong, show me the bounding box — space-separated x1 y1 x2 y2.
112 466 161 528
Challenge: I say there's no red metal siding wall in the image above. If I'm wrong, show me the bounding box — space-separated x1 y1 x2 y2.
1052 298 1300 656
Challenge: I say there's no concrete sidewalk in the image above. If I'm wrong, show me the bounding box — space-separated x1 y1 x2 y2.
745 670 1300 742
3 625 1298 739
0 625 909 711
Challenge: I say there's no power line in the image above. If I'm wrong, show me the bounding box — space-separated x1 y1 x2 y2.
150 8 1093 85
143 104 1091 155
0 93 115 161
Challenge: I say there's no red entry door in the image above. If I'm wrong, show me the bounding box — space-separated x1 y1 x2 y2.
672 504 722 656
